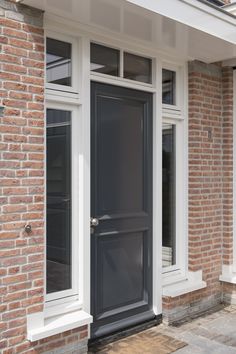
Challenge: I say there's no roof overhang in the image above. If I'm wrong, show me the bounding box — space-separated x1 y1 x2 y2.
21 0 236 63
224 1 236 16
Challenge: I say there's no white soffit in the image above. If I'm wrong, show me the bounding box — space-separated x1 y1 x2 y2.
22 0 236 62
127 0 236 44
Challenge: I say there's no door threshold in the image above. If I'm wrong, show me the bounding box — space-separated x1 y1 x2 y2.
88 314 162 350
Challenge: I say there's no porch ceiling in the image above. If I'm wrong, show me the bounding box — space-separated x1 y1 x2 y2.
22 0 236 63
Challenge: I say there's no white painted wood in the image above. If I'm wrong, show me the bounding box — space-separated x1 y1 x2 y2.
43 18 188 329
126 0 236 43
152 57 163 316
45 101 80 303
220 265 236 284
23 0 236 63
27 310 92 342
163 270 206 297
45 30 79 95
162 61 188 284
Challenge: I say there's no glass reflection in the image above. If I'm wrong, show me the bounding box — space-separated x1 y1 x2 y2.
46 38 72 86
46 109 72 294
90 43 119 77
162 69 176 105
162 124 176 268
124 52 152 84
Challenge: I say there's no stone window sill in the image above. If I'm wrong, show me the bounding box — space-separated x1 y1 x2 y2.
220 265 236 284
162 270 206 297
27 310 92 342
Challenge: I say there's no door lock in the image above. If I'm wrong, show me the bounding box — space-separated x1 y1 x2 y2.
90 217 99 227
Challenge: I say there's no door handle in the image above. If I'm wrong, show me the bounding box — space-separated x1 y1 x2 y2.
90 217 99 227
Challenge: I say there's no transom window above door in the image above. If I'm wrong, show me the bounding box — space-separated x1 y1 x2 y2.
90 43 153 84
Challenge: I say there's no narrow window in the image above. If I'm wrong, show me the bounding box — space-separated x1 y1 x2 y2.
46 109 72 294
46 38 72 86
162 69 176 105
162 123 176 268
123 52 152 84
90 43 119 76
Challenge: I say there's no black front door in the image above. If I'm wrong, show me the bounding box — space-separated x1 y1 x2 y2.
91 82 154 339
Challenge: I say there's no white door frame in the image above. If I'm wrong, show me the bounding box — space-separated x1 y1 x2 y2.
44 16 188 330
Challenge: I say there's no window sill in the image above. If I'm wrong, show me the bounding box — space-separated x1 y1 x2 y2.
220 265 236 284
27 310 92 342
162 270 206 297
45 298 82 319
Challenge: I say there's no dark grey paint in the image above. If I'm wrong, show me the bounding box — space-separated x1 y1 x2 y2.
91 82 154 339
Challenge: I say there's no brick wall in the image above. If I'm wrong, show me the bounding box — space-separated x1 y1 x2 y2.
163 61 234 324
0 1 88 353
0 0 235 351
222 67 234 266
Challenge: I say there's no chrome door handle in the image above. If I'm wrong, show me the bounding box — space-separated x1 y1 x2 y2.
90 217 99 227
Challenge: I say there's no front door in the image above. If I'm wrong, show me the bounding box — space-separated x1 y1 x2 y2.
91 82 154 339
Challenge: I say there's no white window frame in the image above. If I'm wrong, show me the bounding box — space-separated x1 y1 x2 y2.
43 17 188 318
44 31 85 313
46 30 79 99
45 101 80 304
161 61 188 285
90 41 155 89
162 62 184 119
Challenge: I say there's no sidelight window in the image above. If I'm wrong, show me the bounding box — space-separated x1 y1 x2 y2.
162 69 176 105
46 109 72 296
162 63 187 281
162 124 176 268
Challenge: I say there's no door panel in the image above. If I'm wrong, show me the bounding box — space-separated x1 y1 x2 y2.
97 95 144 214
91 82 153 339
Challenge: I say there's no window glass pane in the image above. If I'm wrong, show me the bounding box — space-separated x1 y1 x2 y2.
124 52 152 84
46 109 72 294
162 124 176 268
162 69 176 105
90 43 119 76
46 38 72 86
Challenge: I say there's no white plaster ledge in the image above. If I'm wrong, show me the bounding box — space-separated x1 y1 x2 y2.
162 270 206 298
220 265 236 284
27 310 92 342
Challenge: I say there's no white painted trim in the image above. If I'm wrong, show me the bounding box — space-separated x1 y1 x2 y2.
152 56 163 316
90 72 155 92
163 270 206 297
44 299 82 319
162 61 188 283
23 0 236 46
45 101 80 303
27 310 92 342
46 89 80 105
220 265 236 284
44 14 191 64
126 0 236 44
222 59 236 68
43 21 188 328
80 36 91 316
